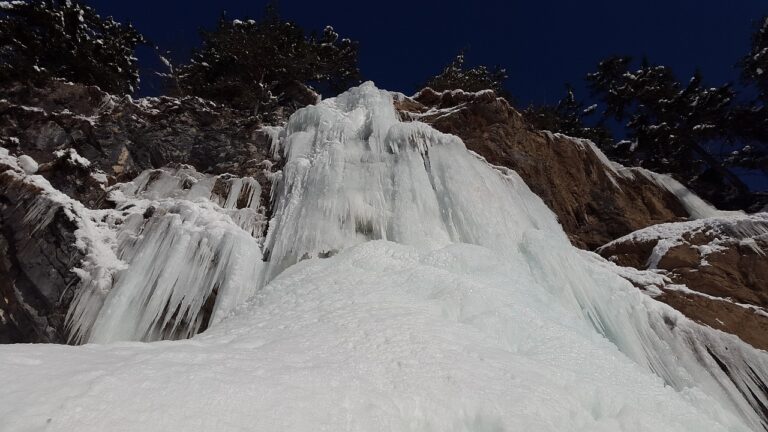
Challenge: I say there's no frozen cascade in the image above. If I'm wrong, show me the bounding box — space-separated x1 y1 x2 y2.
3 83 768 431
67 202 265 343
65 166 267 343
264 84 564 281
264 82 768 430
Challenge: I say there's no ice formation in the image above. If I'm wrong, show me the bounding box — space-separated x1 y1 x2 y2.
66 199 265 343
0 153 267 344
263 82 768 430
2 83 768 431
113 166 265 236
66 166 267 343
633 167 742 219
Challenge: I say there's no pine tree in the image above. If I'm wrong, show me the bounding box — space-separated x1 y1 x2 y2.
0 0 146 94
586 56 756 208
740 16 768 102
172 4 361 119
730 16 768 179
522 85 612 148
424 50 508 95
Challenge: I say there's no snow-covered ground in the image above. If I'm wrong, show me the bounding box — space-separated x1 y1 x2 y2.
2 83 767 431
0 241 754 432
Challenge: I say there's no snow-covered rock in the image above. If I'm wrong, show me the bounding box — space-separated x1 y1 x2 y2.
0 150 267 344
599 213 768 349
17 154 38 173
0 80 277 190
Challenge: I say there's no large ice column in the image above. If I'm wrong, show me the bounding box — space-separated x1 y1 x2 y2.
265 82 768 430
264 82 564 280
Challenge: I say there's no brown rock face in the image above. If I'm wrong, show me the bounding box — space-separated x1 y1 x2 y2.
397 88 690 250
599 215 768 349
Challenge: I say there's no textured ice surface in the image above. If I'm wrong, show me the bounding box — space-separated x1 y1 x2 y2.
264 83 564 281
67 166 266 343
113 166 265 236
2 83 768 431
0 152 266 344
66 199 265 343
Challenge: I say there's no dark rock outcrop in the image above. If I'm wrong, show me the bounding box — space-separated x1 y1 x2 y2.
1 80 277 205
0 160 84 343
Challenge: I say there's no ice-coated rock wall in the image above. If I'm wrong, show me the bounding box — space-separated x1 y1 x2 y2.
3 83 768 431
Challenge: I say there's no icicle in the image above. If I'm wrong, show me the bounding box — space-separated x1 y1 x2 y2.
61 165 268 343
69 202 264 343
113 166 267 237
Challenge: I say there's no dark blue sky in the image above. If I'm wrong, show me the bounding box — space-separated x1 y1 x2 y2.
86 0 766 106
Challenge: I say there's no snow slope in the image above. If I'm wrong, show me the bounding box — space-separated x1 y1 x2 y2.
0 242 755 432
2 83 768 431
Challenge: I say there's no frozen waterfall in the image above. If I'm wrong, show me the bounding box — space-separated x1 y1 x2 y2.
262 82 768 430
3 83 768 432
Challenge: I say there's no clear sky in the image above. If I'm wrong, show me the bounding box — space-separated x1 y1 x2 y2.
85 0 766 107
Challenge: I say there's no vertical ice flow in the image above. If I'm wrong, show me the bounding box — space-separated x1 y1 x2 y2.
66 166 266 343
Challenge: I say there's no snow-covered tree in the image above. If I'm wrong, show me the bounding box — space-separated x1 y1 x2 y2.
729 16 768 181
522 84 612 147
424 50 508 95
741 16 768 102
586 56 760 209
0 0 146 94
172 5 360 119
